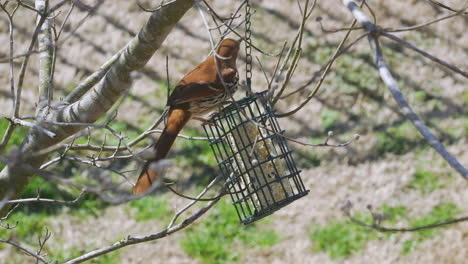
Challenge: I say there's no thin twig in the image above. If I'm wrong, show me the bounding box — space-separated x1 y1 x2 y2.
425 0 468 14
384 9 465 33
167 176 221 228
34 109 169 155
271 0 316 105
4 189 86 205
279 32 369 99
276 11 361 117
380 31 467 78
0 3 19 152
136 0 177 12
63 191 222 264
36 0 54 110
342 201 468 233
64 48 123 103
342 0 468 179
0 239 49 264
6 117 56 138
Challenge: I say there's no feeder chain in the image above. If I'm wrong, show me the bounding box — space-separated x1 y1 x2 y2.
245 0 253 93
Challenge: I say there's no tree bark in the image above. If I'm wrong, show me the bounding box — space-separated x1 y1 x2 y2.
0 0 195 216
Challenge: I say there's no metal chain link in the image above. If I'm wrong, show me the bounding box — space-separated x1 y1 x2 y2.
245 0 253 91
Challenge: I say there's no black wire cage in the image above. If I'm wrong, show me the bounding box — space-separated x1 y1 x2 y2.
203 92 309 224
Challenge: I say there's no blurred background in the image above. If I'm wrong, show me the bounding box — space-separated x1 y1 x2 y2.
0 0 467 263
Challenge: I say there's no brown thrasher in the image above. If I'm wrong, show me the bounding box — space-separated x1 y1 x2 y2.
133 39 240 194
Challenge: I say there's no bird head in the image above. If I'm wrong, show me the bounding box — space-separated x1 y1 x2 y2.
216 38 240 65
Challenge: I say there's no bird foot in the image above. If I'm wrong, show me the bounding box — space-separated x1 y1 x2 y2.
192 116 215 126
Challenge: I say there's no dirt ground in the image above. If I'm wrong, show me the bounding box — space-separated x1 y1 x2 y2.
0 0 467 263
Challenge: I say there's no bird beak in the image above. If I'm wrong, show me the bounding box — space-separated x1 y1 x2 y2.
237 37 244 43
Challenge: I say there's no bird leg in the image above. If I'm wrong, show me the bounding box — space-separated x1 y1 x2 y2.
192 116 215 126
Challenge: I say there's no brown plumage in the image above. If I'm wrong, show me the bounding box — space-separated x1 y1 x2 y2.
133 39 240 194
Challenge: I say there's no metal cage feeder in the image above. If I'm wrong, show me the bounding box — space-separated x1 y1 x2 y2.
203 92 309 224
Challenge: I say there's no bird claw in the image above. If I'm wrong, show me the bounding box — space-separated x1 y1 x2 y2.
192 116 215 126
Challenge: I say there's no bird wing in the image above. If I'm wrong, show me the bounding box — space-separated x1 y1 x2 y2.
167 81 219 106
167 62 237 106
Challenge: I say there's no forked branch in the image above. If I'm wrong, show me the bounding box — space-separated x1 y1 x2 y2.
342 0 467 179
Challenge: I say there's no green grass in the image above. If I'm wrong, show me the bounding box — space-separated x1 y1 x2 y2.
380 204 408 223
0 211 49 240
320 108 341 132
51 246 120 264
175 128 215 165
461 90 468 104
0 119 29 170
309 205 407 259
126 195 170 222
406 169 442 194
413 90 428 102
309 203 460 258
402 202 460 254
181 199 280 264
173 128 218 186
376 121 422 155
310 214 377 259
295 149 321 169
71 120 144 147
17 175 105 217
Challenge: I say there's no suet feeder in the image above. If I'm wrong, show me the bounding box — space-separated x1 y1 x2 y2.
202 92 309 224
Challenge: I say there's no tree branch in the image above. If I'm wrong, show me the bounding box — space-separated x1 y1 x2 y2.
64 190 222 264
36 0 54 111
0 238 49 264
380 31 467 78
276 2 362 117
342 0 467 179
0 0 195 216
342 201 468 233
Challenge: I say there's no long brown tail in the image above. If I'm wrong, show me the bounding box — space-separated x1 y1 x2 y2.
133 107 192 194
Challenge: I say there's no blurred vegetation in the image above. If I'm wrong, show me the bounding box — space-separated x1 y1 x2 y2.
0 176 106 239
0 119 29 170
375 121 423 155
321 108 342 132
49 245 120 264
126 195 171 222
1 3 466 262
402 203 460 254
173 128 218 186
309 205 406 259
181 199 280 264
309 202 461 259
406 169 442 194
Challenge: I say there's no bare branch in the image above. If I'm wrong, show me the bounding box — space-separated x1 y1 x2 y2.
425 0 468 14
168 176 221 228
0 238 49 264
271 0 317 105
63 191 222 264
6 117 56 138
0 2 19 152
16 0 42 14
0 203 19 229
36 0 54 110
55 1 74 39
342 201 468 233
0 0 195 214
342 0 468 179
137 0 178 13
384 8 466 33
380 31 467 78
64 48 122 103
35 227 52 264
4 189 86 205
279 31 368 99
276 14 361 117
